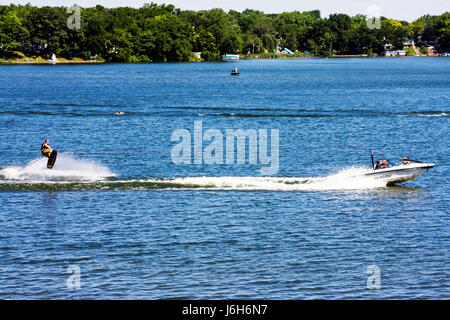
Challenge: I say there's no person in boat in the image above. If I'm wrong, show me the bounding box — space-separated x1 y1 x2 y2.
375 160 383 169
401 157 409 165
41 139 53 158
375 159 394 169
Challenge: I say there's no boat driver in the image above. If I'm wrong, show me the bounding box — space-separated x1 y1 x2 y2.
375 160 383 169
401 157 409 165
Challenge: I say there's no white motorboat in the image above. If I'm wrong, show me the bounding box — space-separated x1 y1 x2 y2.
363 161 435 185
364 149 434 185
221 54 239 61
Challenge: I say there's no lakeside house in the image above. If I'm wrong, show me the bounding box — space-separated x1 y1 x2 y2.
383 43 406 56
384 50 406 56
191 52 202 59
403 39 416 50
418 35 440 46
427 46 438 56
383 37 448 57
18 44 44 53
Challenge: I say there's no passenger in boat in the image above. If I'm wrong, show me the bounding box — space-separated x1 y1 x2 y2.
381 160 388 168
401 157 409 165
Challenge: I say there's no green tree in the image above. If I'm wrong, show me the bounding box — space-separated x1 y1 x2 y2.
381 18 408 49
23 6 69 55
0 3 448 61
105 29 133 62
0 10 29 53
193 29 220 61
185 9 242 54
137 14 192 62
327 13 352 53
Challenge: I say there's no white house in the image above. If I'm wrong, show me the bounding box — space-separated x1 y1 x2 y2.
385 50 406 57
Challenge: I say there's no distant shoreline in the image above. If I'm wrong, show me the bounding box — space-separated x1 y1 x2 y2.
0 55 446 65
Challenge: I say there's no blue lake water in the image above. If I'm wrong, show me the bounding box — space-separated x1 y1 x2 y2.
0 58 449 299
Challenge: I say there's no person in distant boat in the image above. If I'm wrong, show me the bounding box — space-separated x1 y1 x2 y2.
401 157 409 165
41 139 53 158
375 160 383 169
381 160 388 168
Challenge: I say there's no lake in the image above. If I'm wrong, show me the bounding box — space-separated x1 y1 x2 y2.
0 57 448 299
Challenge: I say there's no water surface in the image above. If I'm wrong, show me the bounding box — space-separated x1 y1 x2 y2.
0 58 448 299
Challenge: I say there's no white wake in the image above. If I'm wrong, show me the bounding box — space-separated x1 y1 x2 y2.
0 160 387 190
145 167 387 191
0 154 116 182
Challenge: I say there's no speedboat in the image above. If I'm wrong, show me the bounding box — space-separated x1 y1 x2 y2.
221 54 239 61
363 160 434 185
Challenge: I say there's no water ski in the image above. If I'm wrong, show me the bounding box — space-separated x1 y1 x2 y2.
47 150 57 169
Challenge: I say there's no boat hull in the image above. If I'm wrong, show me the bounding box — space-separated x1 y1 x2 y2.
221 54 239 61
363 163 434 185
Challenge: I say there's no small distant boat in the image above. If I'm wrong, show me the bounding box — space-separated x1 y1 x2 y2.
231 67 240 76
222 54 239 61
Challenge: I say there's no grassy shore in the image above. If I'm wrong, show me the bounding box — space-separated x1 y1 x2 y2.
0 51 103 64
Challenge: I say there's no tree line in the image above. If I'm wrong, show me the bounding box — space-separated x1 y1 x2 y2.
0 3 449 62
